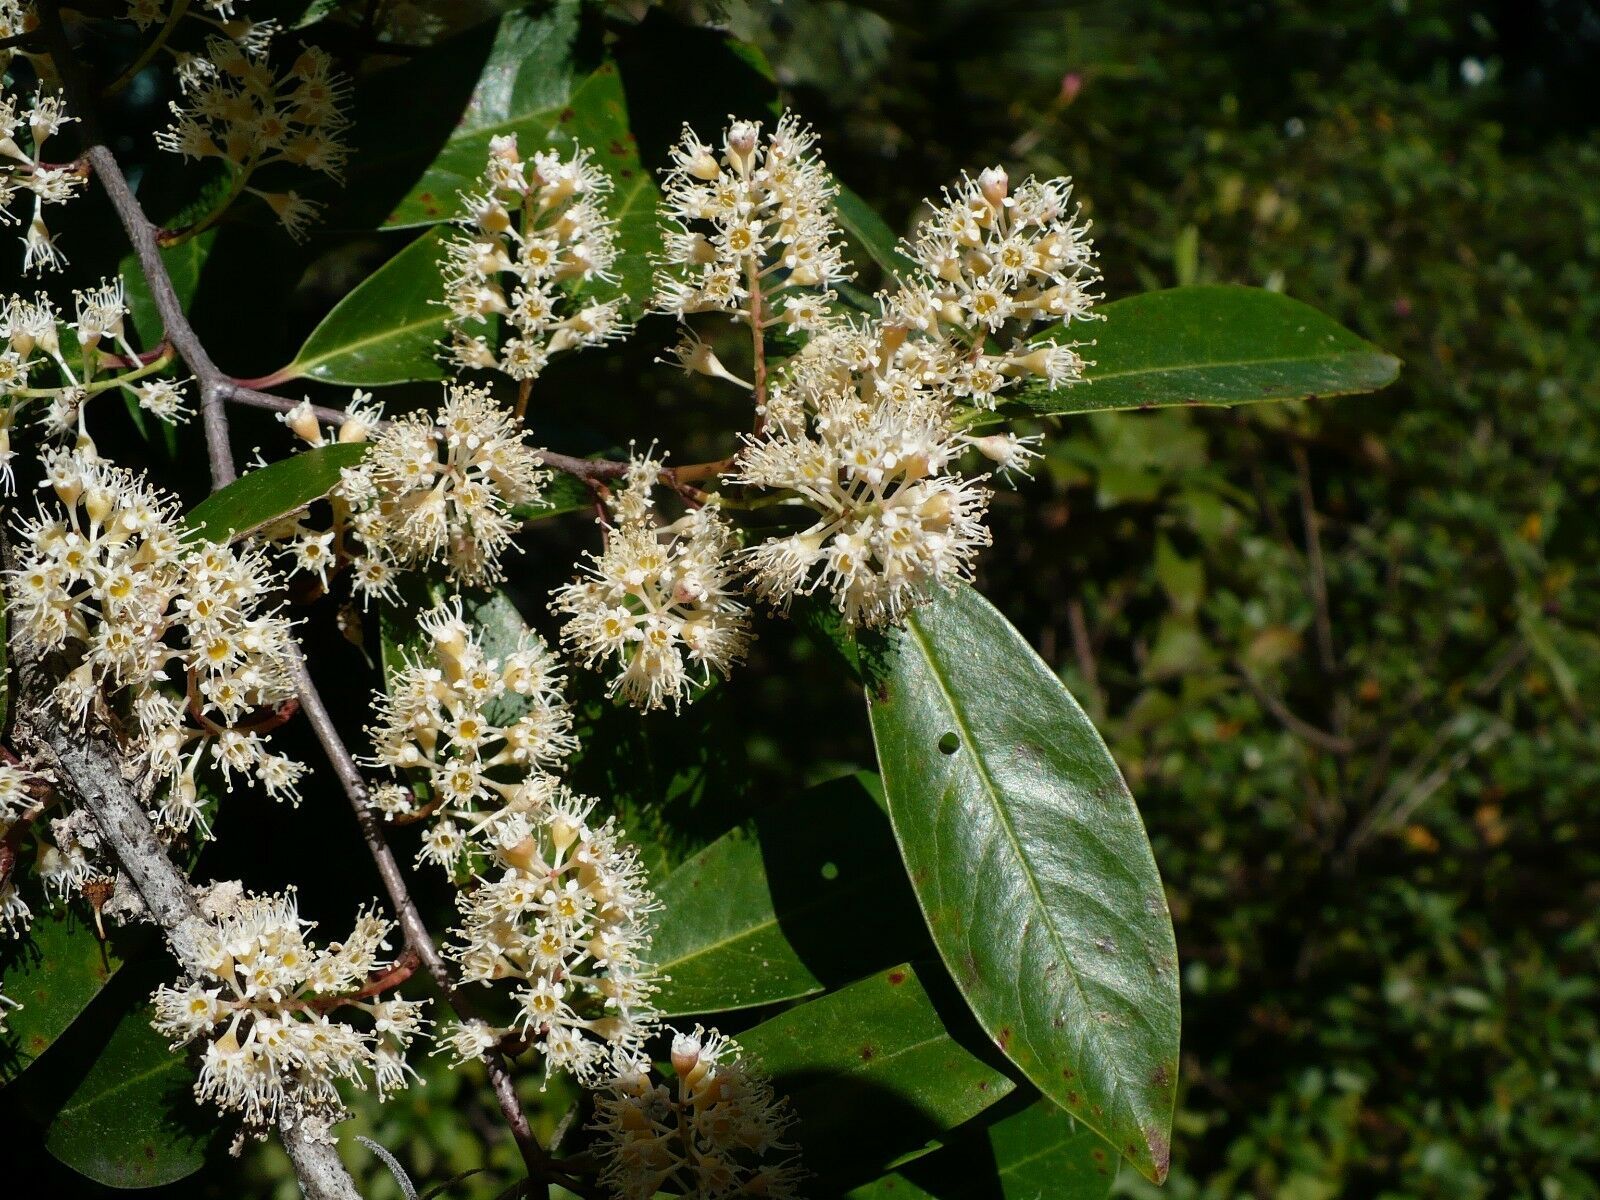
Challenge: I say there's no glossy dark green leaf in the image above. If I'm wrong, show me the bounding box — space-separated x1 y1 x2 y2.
184 443 368 543
120 232 216 348
41 997 211 1187
866 585 1180 1183
278 228 450 386
847 1096 1118 1199
1011 285 1400 415
346 6 660 306
651 773 929 1016
0 908 133 1084
739 963 1019 1190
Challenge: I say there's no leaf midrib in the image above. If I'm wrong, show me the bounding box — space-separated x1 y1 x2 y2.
57 1058 185 1118
1089 347 1396 386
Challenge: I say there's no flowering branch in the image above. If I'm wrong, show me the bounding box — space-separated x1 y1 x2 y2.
290 660 583 1199
37 1 236 487
4 608 360 1200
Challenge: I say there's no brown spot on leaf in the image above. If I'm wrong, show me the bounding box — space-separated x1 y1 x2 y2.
887 970 907 986
1153 1062 1171 1087
1146 1128 1172 1181
1091 1148 1106 1163
559 107 576 123
997 1027 1011 1052
859 1045 875 1061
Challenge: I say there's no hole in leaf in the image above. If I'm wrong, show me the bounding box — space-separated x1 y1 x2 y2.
937 731 960 754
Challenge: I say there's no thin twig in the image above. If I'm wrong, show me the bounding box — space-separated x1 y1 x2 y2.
290 656 560 1200
1234 660 1357 755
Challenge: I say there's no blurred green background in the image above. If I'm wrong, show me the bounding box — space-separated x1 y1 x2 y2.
7 1 1597 1197
748 2 1600 1196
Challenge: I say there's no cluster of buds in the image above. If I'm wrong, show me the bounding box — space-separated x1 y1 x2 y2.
554 452 751 711
590 1027 805 1199
0 82 85 273
442 134 626 382
156 39 349 240
6 448 306 835
441 782 659 1083
154 886 426 1133
365 599 574 869
654 112 850 327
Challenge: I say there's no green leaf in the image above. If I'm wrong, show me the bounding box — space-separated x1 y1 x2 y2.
345 7 660 305
651 773 929 1016
1012 285 1401 415
0 909 137 1084
834 178 915 282
847 1097 1118 1199
39 995 212 1187
278 228 451 386
184 443 369 543
120 232 217 348
866 585 1181 1183
739 963 1019 1190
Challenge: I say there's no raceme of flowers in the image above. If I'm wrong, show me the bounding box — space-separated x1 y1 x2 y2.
365 598 575 867
554 451 751 712
363 600 658 1082
442 133 627 382
591 1026 805 1199
733 320 996 628
6 447 306 835
654 111 850 328
321 383 550 594
0 81 85 273
1 280 191 489
441 780 659 1083
156 38 350 240
154 885 426 1133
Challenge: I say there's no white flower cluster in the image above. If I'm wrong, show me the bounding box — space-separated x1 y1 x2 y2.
442 134 626 382
443 781 658 1082
654 112 849 325
0 92 83 274
6 448 306 834
554 453 751 711
642 114 1098 630
365 599 574 866
0 72 85 274
313 383 547 595
590 1026 805 1200
887 164 1100 406
1 281 190 485
651 89 847 446
361 599 657 1082
156 40 349 240
154 887 425 1132
733 321 994 627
